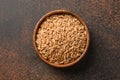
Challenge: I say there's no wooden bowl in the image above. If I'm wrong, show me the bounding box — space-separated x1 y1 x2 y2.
33 10 90 68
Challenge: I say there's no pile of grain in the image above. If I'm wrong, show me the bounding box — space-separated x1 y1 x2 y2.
36 14 87 65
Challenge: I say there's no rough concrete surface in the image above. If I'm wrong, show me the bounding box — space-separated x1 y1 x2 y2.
0 0 120 80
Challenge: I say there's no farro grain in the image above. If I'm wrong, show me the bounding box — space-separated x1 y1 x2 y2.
36 14 87 65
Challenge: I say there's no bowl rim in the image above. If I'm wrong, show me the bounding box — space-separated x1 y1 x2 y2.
33 9 90 68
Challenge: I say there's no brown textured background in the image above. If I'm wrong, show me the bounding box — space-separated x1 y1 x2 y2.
0 0 120 80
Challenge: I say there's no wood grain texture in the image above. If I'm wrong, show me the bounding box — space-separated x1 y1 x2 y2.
0 0 120 80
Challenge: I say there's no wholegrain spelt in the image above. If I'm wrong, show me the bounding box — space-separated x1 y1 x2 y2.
36 14 87 65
